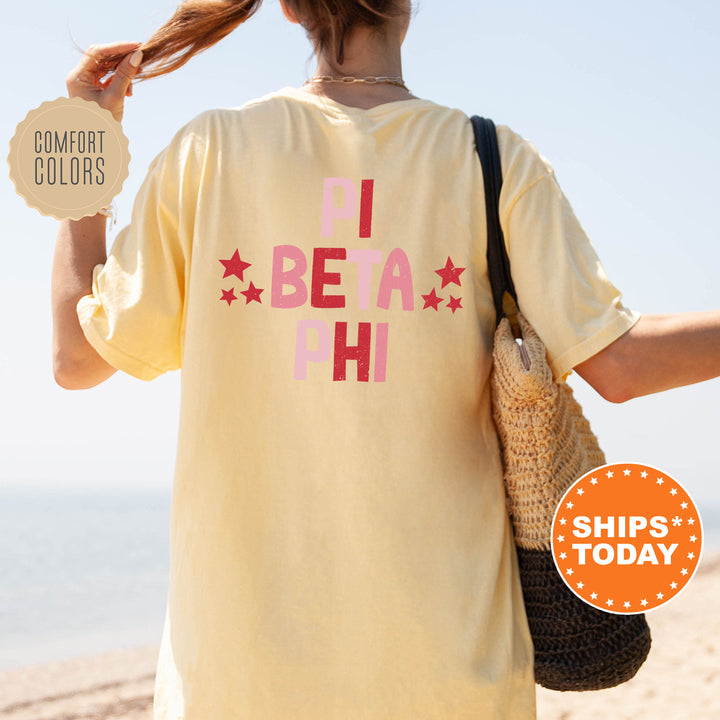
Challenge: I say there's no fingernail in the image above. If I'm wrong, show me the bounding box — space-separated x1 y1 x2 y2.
130 49 143 68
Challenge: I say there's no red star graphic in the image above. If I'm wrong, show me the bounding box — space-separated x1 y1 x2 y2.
220 288 237 306
240 281 264 304
421 288 443 310
219 249 251 281
447 296 463 314
435 257 465 288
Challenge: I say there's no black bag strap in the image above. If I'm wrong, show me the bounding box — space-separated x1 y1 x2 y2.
470 116 520 329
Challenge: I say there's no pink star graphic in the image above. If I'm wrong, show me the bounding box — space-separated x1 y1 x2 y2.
435 257 465 288
421 288 443 310
447 296 463 313
219 249 251 281
240 281 264 304
220 288 237 306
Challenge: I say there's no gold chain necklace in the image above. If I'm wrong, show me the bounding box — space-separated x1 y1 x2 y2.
305 75 410 92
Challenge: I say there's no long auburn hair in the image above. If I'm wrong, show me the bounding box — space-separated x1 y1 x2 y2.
97 0 407 81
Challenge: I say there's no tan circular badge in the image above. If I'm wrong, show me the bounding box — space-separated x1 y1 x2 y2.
551 462 703 614
8 97 130 220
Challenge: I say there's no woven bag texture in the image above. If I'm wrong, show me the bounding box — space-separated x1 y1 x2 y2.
516 548 652 690
491 311 651 691
491 313 606 550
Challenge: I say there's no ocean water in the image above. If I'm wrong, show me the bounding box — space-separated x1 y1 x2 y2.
0 482 718 673
0 483 171 671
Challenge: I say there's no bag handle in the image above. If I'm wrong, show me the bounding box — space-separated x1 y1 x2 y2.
470 116 521 333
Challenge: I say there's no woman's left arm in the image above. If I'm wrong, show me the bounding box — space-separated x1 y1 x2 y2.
575 311 720 403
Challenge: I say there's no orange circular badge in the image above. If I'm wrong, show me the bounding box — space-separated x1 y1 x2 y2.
551 462 703 614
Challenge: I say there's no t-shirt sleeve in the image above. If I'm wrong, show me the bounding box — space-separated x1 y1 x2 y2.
76 120 204 381
497 127 640 380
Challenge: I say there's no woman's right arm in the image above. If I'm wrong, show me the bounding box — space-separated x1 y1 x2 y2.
52 43 143 389
52 215 115 388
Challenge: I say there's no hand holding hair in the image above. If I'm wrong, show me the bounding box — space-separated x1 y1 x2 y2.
54 39 143 388
65 41 143 122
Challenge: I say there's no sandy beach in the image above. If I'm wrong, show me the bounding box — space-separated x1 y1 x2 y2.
1 554 718 720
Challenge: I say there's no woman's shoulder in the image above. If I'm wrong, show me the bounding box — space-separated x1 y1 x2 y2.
161 88 301 147
146 90 315 178
492 122 557 200
188 87 309 122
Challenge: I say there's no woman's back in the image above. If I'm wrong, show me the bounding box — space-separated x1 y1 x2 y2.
58 2 720 718
76 86 638 718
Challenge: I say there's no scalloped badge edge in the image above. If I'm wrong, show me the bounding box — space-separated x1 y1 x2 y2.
7 97 131 221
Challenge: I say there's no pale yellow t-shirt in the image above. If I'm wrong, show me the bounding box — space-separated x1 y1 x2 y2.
78 86 639 720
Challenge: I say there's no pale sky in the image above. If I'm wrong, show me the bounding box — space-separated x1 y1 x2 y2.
2 1 720 527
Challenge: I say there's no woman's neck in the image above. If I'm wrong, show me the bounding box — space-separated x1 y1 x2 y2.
303 23 414 109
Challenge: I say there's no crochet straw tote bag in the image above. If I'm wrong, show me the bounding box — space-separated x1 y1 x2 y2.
471 116 652 691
